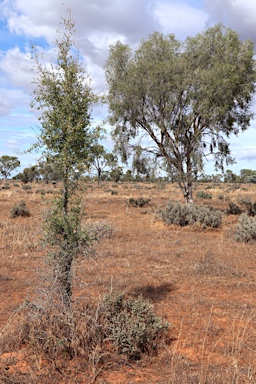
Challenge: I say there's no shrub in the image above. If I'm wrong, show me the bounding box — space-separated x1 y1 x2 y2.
226 202 242 215
235 213 256 242
196 190 212 199
237 197 256 216
0 293 169 364
22 185 32 190
100 293 169 360
10 201 31 218
85 220 114 239
128 197 151 207
160 200 222 228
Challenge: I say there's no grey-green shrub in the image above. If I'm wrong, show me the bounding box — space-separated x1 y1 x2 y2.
160 199 222 228
101 293 169 360
237 197 256 216
128 197 151 207
235 213 256 242
196 190 212 199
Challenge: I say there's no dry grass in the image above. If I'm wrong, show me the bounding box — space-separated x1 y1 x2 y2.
1 181 256 383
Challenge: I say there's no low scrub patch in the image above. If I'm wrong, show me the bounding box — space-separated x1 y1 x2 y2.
9 200 31 218
235 213 256 242
196 190 212 199
101 292 169 360
0 292 168 366
160 200 222 228
128 197 151 208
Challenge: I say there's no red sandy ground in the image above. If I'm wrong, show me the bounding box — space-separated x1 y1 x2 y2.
1 181 256 383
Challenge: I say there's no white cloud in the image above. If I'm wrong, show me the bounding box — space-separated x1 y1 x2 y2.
154 1 208 39
0 47 34 91
239 146 256 161
204 0 256 42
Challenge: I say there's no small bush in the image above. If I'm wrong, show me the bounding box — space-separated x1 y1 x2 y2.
160 200 222 228
226 202 242 215
10 201 31 218
22 185 32 190
237 197 256 216
196 190 212 199
2 184 10 189
101 293 169 360
85 220 114 239
235 213 256 242
0 293 169 365
128 197 151 208
35 189 46 195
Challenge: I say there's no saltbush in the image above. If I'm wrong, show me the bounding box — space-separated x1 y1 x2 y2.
160 199 222 228
128 197 151 208
0 293 169 364
235 213 256 242
196 190 212 199
101 293 169 360
226 202 242 215
237 197 256 216
10 201 31 218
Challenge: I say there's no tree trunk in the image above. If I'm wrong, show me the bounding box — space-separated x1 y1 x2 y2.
183 181 193 204
57 253 73 307
97 168 101 185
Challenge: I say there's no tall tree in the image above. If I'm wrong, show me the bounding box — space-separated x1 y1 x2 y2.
105 25 256 202
31 13 98 306
88 144 117 184
0 155 20 179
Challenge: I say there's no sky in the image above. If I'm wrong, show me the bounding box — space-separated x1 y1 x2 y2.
0 0 256 177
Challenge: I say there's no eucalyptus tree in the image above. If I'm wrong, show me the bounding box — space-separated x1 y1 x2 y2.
105 24 256 202
31 14 99 305
88 144 117 184
0 155 20 179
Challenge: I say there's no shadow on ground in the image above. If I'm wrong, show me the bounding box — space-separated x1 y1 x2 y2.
131 282 175 303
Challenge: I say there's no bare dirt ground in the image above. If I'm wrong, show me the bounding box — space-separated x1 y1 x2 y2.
1 180 256 383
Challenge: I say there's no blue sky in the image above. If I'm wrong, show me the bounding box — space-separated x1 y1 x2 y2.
0 0 256 177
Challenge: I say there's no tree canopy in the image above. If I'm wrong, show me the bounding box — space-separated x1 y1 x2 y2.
0 155 20 179
105 24 256 202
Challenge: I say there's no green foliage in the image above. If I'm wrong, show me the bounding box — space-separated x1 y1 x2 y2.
196 190 212 199
239 169 256 183
101 293 169 360
15 165 39 184
10 201 31 218
235 213 256 242
43 196 95 302
87 142 117 184
0 155 20 179
160 199 222 228
128 197 151 207
30 13 100 306
106 25 256 202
